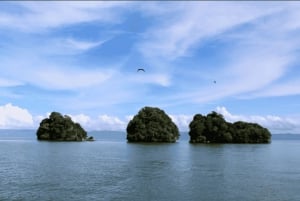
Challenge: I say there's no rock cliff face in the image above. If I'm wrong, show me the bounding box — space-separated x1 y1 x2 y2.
37 112 90 141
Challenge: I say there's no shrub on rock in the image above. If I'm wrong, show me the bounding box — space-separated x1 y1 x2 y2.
37 112 89 141
189 111 271 143
126 106 179 142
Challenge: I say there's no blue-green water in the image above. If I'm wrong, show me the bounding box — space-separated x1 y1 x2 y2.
0 130 300 201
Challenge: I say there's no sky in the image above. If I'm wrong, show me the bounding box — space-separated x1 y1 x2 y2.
1 1 300 133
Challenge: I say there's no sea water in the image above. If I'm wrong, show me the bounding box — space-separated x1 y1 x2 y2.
0 130 299 201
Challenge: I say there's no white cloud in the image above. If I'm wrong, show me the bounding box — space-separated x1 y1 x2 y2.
216 106 300 134
0 103 34 129
68 114 127 131
125 115 134 121
0 78 23 87
65 38 102 51
0 103 299 133
245 79 300 98
69 114 91 125
169 114 193 131
36 112 128 131
150 74 171 87
31 67 113 90
96 115 127 130
138 2 280 60
35 108 300 133
0 2 130 32
64 38 108 51
34 115 46 125
145 2 300 105
69 113 194 132
38 37 110 55
130 73 171 87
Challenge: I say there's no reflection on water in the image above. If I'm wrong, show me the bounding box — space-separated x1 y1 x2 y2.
0 130 300 201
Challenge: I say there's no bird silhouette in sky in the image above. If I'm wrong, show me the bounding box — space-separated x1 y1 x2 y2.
137 68 145 72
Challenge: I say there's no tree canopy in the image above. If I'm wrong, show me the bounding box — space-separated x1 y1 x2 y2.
126 106 179 142
189 111 271 143
36 112 90 141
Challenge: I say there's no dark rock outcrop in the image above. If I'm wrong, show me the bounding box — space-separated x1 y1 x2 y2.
36 112 92 141
189 111 271 143
126 106 179 142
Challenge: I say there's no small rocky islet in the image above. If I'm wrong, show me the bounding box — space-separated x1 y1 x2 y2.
126 107 271 143
36 112 93 141
189 112 271 143
126 106 180 143
36 107 271 143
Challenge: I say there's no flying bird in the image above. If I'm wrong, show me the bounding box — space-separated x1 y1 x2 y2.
213 80 216 84
137 68 145 72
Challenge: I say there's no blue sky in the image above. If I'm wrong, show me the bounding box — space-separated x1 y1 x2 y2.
1 1 300 133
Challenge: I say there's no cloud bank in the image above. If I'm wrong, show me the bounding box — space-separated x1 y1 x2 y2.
216 106 300 134
0 103 34 129
0 104 299 134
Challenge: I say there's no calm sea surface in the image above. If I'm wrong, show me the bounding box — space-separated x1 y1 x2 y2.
0 130 300 201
